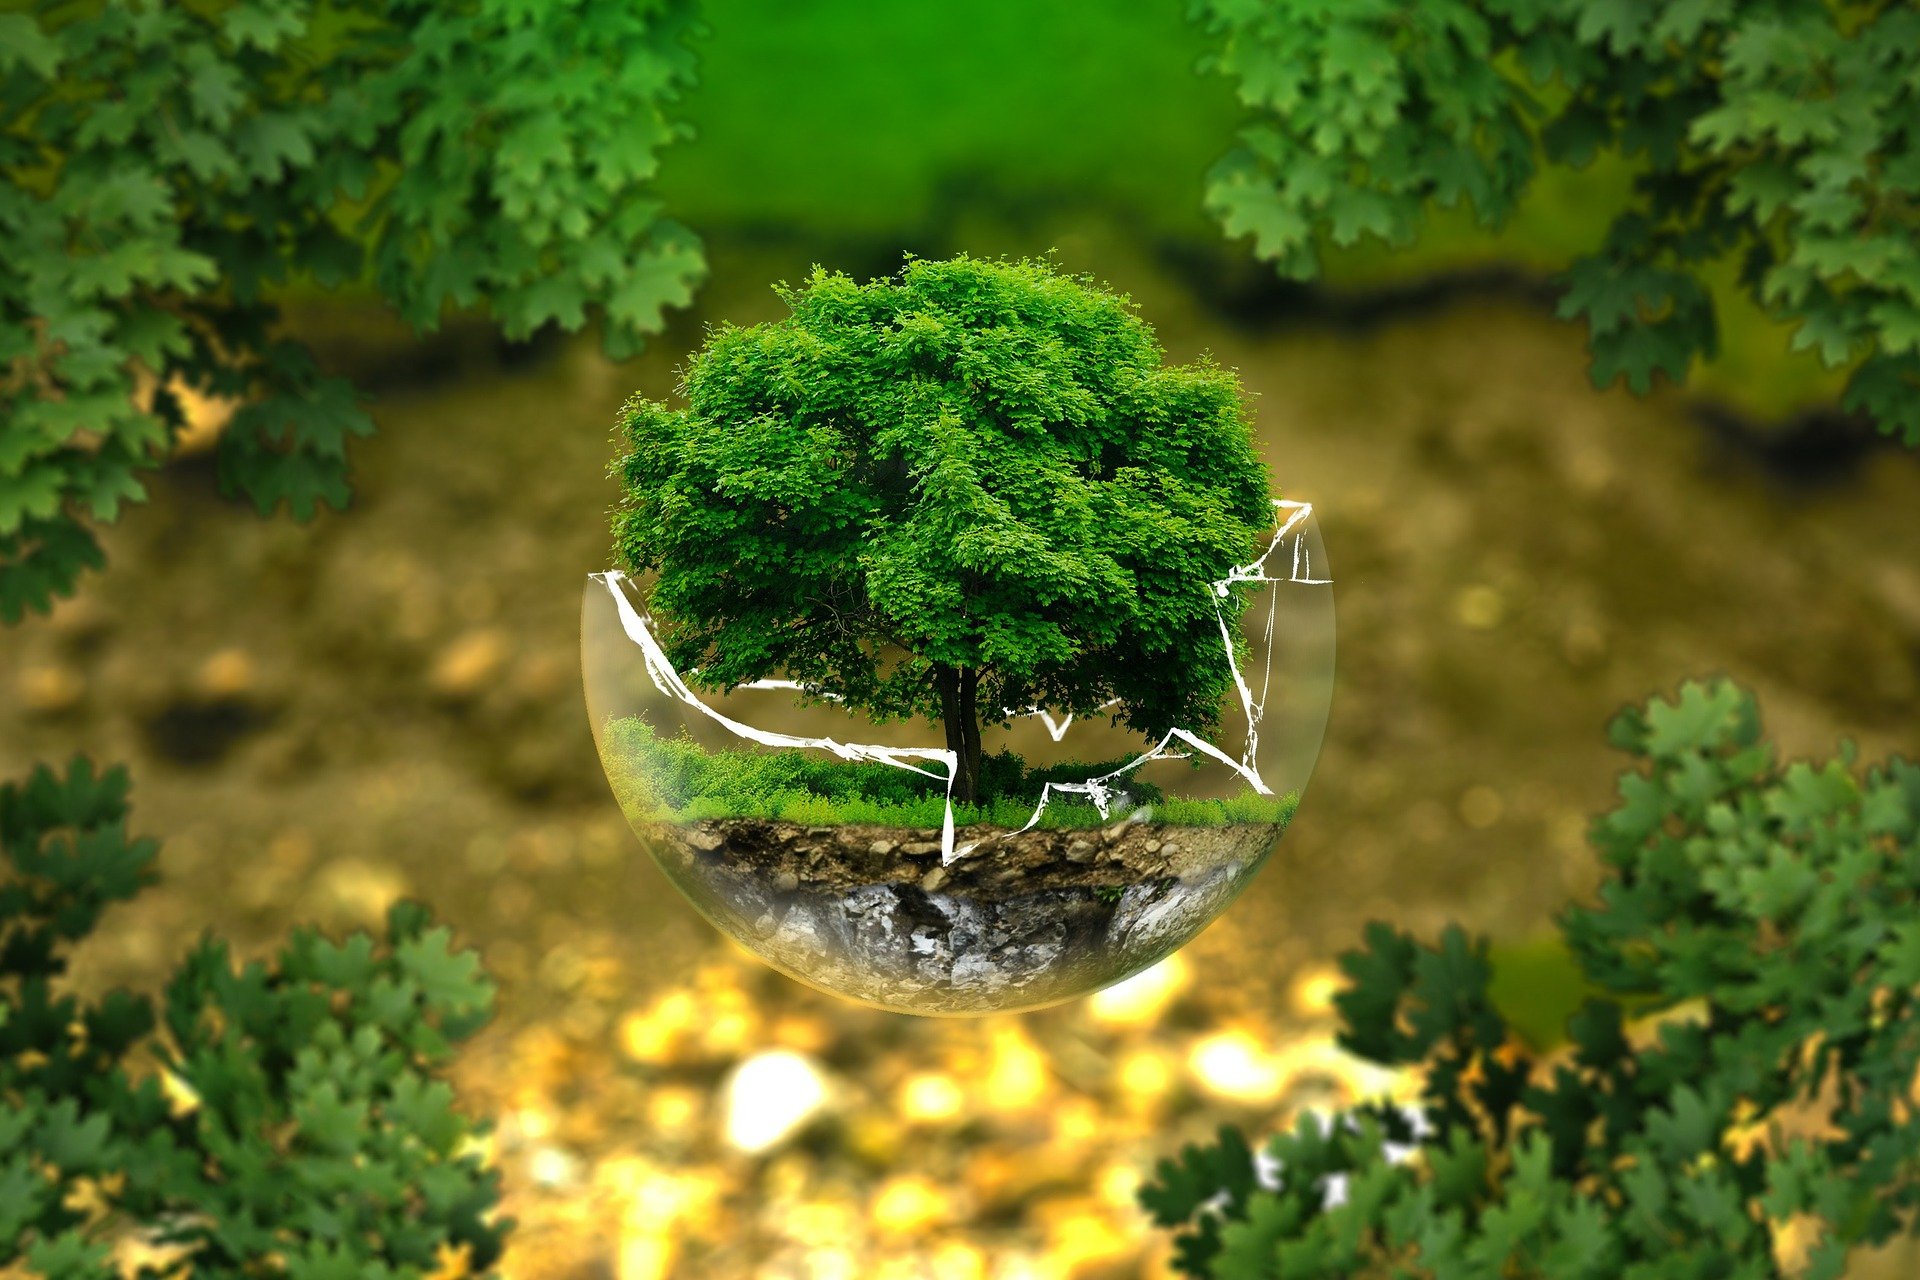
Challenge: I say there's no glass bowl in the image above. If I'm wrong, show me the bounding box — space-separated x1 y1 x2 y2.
582 500 1334 1014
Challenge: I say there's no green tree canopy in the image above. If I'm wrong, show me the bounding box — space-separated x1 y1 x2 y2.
0 0 705 624
612 255 1274 804
1 758 504 1277
1193 0 1920 442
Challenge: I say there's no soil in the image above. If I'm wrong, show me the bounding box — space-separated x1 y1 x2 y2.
648 816 1284 1012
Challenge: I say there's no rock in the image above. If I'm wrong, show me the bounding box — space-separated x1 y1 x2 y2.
772 869 800 893
900 840 942 857
682 829 723 854
920 865 949 892
868 838 898 857
1064 839 1096 863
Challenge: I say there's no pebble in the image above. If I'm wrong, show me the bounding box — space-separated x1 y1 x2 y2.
683 829 723 854
1064 839 1096 863
919 865 949 892
723 1051 832 1155
429 628 508 699
868 839 898 857
900 840 942 857
772 870 800 893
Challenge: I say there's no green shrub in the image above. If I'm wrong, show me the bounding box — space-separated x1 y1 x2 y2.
1194 0 1920 442
1 757 507 1278
611 255 1275 807
602 716 1297 828
1142 679 1920 1277
0 0 705 622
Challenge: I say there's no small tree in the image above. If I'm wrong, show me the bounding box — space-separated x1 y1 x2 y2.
612 255 1274 806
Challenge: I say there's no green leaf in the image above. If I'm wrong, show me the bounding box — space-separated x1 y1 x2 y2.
394 926 494 1027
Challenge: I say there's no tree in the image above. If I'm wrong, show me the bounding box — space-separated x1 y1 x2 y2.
612 255 1274 807
0 0 706 624
1142 680 1920 1278
1191 0 1920 443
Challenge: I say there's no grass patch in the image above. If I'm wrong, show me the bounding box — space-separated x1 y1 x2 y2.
603 717 1297 829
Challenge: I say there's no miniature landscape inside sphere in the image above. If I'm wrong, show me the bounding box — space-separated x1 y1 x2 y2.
581 501 1333 1014
588 257 1334 1012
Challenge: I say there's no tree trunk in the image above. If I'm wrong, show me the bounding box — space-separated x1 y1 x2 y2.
934 664 983 806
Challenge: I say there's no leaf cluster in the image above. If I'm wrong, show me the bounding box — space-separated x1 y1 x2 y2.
1 0 706 622
2 757 507 1279
613 254 1275 742
1142 679 1920 1278
595 715 1297 831
1193 0 1920 440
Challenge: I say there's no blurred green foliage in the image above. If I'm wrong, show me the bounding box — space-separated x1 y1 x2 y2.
612 255 1273 805
1 757 505 1278
1193 0 1920 439
1143 679 1920 1277
1 0 704 623
654 0 1242 245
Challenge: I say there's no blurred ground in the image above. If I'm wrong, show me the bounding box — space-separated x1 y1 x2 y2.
5 223 1920 1277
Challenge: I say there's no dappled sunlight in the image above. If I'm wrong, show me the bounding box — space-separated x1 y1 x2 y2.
450 934 1411 1279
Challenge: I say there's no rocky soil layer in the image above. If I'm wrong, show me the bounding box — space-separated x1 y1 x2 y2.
646 816 1285 1012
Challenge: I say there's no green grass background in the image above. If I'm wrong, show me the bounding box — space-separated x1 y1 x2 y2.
639 1 1828 1045
649 0 1843 421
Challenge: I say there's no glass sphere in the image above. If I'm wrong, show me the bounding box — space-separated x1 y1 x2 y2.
582 500 1334 1014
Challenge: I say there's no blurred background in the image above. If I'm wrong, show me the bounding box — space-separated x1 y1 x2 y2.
5 3 1920 1276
